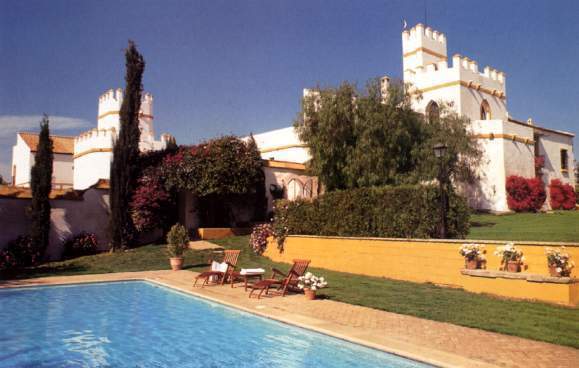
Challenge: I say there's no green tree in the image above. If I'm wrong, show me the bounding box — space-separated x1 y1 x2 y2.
294 82 357 190
415 103 482 185
294 79 481 190
109 40 145 251
0 174 5 185
30 115 53 259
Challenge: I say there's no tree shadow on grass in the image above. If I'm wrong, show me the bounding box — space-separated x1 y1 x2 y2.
0 263 90 281
470 220 497 228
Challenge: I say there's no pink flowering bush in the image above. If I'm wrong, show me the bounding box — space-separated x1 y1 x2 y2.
249 223 273 255
0 235 42 271
62 232 98 259
506 176 546 212
549 179 576 210
130 167 175 233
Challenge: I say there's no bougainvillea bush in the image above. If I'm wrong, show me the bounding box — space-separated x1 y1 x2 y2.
131 166 176 233
249 223 273 255
549 179 576 210
161 136 263 196
0 235 42 271
505 175 546 212
61 232 99 259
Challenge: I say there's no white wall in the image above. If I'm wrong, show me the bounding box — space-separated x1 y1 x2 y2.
73 151 113 190
0 188 111 260
11 135 32 186
537 131 576 207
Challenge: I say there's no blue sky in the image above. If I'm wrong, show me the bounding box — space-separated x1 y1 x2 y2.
1 0 578 180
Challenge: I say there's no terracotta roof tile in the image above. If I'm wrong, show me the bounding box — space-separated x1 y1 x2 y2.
19 132 74 154
0 185 83 200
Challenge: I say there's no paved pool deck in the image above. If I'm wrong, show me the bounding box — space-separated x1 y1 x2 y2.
1 270 577 368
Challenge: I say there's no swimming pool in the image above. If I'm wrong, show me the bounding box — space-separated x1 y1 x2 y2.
0 281 433 367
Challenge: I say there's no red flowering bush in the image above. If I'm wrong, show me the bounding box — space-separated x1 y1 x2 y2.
61 232 98 259
0 235 42 271
131 167 175 233
506 176 546 212
549 179 576 210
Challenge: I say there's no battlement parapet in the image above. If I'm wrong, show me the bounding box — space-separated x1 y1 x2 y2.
74 128 117 154
402 23 446 47
98 88 154 117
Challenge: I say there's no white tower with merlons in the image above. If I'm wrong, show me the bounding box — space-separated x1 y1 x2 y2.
73 89 173 190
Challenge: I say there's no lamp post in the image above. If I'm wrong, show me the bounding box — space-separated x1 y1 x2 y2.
433 143 448 239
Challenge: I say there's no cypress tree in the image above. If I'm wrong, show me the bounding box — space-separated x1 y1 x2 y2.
30 115 53 259
109 40 145 251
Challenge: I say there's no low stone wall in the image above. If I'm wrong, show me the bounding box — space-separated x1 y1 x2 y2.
197 227 251 240
0 188 110 260
263 236 579 306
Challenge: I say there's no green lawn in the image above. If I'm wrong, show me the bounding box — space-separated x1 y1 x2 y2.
468 211 579 242
2 236 578 348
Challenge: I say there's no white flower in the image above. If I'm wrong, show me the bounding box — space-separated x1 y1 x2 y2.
556 267 562 273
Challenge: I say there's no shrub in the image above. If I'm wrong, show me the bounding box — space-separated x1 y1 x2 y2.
549 179 576 210
131 167 175 233
271 185 470 249
62 232 98 259
0 235 41 271
506 176 546 212
166 224 189 258
249 223 273 255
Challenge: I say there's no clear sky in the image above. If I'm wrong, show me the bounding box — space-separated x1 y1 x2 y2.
1 0 578 180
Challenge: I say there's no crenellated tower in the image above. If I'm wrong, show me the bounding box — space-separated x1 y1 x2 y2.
73 89 174 190
402 24 508 122
402 23 447 74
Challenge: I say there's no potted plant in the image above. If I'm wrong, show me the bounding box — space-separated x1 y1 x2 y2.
166 223 189 271
545 247 575 277
494 242 524 272
459 243 486 269
297 272 328 300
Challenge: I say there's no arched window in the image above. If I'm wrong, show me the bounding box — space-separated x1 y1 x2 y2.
426 101 439 122
480 100 491 120
287 178 304 201
303 180 313 198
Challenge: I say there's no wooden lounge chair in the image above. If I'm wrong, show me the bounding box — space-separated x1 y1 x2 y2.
248 259 310 299
193 250 240 288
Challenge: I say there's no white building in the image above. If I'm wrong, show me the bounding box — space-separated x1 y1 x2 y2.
251 23 575 213
11 133 75 189
11 89 172 190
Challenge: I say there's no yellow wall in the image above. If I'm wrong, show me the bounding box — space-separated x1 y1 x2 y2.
263 236 579 306
197 227 250 240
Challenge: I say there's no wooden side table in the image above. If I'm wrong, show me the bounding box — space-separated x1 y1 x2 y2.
241 272 264 291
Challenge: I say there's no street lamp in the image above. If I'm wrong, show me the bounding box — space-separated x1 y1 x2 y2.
433 143 447 158
433 143 448 238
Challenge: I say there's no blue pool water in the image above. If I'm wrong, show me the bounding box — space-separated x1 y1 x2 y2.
0 281 433 367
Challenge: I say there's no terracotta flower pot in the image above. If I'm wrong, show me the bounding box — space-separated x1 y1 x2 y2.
548 264 561 277
506 261 520 273
304 288 316 300
170 257 184 271
465 259 479 270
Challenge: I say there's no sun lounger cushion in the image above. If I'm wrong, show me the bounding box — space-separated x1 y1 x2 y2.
240 268 265 275
211 261 229 273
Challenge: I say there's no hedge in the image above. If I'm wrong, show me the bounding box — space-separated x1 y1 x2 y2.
272 185 470 246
